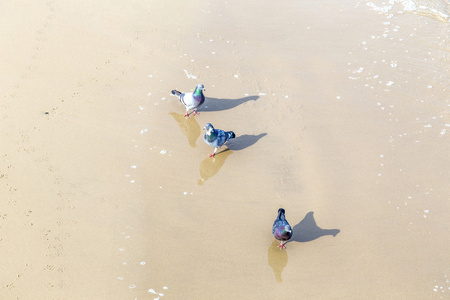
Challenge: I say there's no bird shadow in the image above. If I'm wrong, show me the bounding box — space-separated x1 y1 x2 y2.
226 133 267 151
198 95 259 112
198 149 233 185
287 211 340 243
169 112 201 148
267 240 288 283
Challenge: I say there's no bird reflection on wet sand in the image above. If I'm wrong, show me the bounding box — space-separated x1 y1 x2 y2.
268 240 288 283
198 149 233 185
169 112 201 148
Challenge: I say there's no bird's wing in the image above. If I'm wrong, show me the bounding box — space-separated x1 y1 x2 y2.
180 92 195 109
215 130 227 147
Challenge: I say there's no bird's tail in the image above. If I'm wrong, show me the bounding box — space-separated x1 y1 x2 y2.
171 90 181 97
225 131 236 141
277 208 286 221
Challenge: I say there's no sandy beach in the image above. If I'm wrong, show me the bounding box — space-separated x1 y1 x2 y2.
1 0 449 299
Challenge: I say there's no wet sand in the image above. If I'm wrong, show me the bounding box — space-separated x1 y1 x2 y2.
1 0 449 299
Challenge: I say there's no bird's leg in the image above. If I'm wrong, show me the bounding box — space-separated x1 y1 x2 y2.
184 111 190 118
192 110 199 116
209 148 218 158
278 242 286 250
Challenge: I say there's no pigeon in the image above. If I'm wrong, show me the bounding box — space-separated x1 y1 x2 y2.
203 123 235 157
272 208 293 249
171 84 206 117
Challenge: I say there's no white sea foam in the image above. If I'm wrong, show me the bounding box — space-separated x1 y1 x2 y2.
367 2 392 13
367 0 449 22
184 70 197 79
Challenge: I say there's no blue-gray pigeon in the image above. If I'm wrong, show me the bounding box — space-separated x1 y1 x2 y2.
272 208 293 249
203 123 235 157
171 84 205 117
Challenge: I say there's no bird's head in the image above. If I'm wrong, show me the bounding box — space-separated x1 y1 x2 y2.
203 123 214 134
196 84 205 91
284 225 292 233
283 225 293 240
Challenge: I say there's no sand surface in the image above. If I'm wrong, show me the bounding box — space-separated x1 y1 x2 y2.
1 0 449 299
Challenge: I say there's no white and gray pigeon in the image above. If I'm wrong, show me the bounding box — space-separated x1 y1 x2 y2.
203 123 235 157
272 208 293 249
171 84 206 117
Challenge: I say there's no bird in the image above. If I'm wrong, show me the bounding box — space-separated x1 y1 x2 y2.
203 123 235 157
272 208 293 249
171 84 206 117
